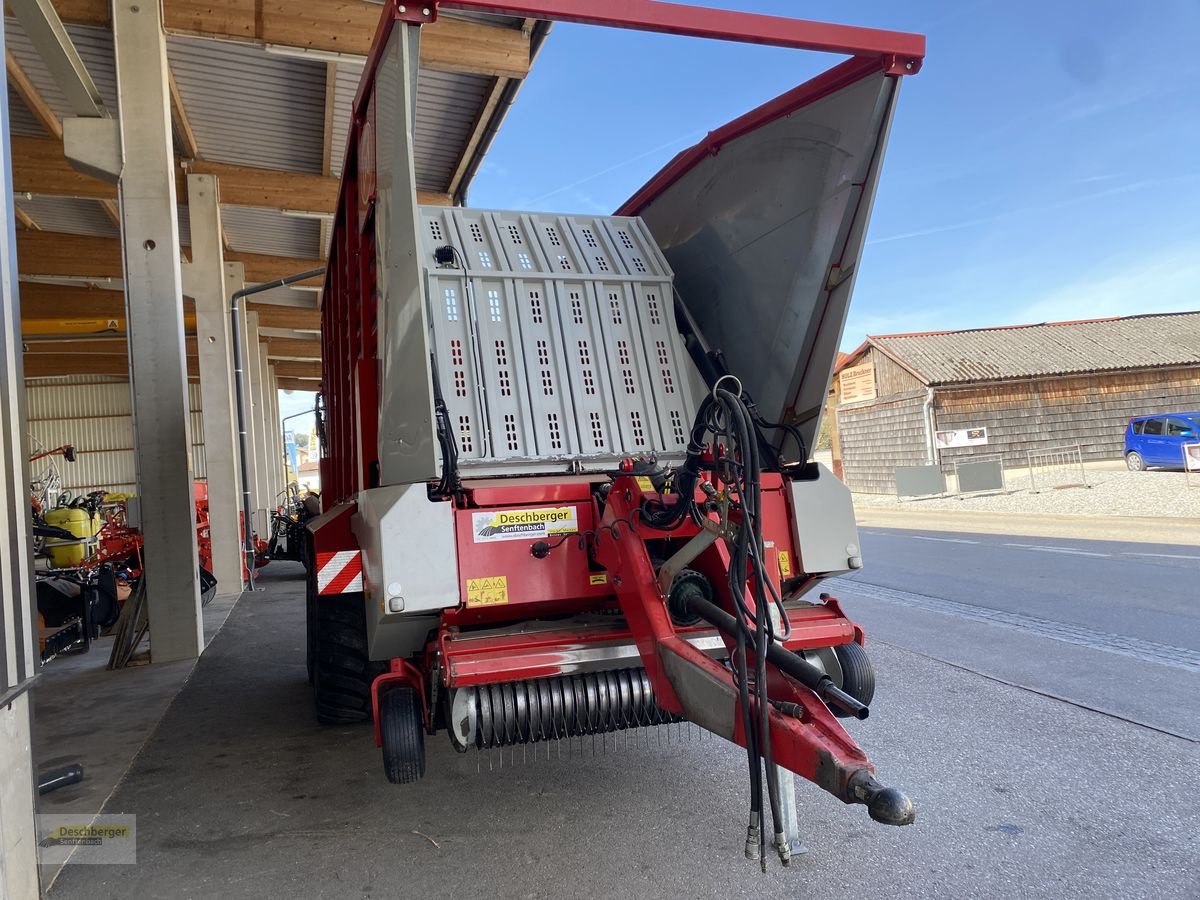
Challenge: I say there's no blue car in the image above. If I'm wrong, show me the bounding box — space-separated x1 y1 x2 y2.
1124 413 1200 470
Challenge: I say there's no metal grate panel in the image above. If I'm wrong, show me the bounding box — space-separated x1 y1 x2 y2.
418 207 699 473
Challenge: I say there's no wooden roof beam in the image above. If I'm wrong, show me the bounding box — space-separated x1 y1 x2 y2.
23 352 200 378
51 1 531 78
12 136 451 211
17 231 326 286
276 376 320 392
271 360 322 379
261 336 322 360
248 302 321 331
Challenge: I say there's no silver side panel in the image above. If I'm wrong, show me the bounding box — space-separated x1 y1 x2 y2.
375 25 439 485
417 207 701 475
352 485 458 660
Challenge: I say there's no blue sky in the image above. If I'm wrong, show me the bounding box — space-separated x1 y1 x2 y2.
280 0 1200 422
469 0 1200 348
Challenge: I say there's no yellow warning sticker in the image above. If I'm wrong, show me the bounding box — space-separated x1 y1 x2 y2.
588 573 608 586
635 476 655 493
466 576 508 607
778 551 793 578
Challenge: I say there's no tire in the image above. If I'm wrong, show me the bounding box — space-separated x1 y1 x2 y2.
833 642 875 718
380 687 426 784
311 591 374 724
1125 451 1146 472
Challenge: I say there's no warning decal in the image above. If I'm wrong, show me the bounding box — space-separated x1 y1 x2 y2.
466 576 508 607
778 551 793 578
588 573 608 586
471 507 578 543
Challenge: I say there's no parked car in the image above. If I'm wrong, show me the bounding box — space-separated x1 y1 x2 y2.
1124 413 1200 470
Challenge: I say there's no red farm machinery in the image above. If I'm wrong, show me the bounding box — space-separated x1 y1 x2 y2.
308 0 924 866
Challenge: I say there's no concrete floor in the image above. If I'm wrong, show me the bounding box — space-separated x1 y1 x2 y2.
33 590 239 888
39 561 1198 899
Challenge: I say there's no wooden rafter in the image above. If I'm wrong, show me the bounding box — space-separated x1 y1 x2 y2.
271 360 322 379
15 207 40 230
51 1 531 78
167 65 201 159
246 303 321 331
12 136 451 212
5 55 122 228
23 352 201 379
261 337 322 360
276 376 320 392
17 231 326 285
6 50 63 140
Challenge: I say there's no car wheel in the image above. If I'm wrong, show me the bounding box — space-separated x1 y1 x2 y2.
1125 451 1145 472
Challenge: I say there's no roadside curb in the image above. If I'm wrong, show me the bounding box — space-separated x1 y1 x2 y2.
854 507 1200 546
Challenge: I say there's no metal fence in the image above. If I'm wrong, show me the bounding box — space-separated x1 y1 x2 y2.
1185 443 1200 489
1026 444 1088 492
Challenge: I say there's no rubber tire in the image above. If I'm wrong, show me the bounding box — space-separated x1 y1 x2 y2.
833 642 875 718
380 687 426 784
1126 451 1146 472
312 592 374 724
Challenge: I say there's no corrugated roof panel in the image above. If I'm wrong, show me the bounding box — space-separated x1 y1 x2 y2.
329 65 489 192
15 197 118 237
7 85 45 136
222 205 319 259
874 312 1200 385
168 36 325 173
413 69 490 192
328 61 363 179
4 20 117 120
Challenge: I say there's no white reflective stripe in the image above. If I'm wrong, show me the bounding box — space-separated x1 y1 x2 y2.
317 550 362 593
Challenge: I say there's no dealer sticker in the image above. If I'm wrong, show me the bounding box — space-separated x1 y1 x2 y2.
472 506 578 543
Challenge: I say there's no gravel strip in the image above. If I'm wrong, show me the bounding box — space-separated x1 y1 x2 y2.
849 464 1200 518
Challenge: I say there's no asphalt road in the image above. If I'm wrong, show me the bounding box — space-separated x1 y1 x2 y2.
831 528 1200 741
50 544 1200 900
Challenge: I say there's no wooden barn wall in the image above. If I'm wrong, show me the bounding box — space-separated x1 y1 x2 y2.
836 390 929 494
934 366 1200 469
833 347 929 493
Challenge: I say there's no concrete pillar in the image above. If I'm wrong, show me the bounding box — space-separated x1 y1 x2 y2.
257 337 279 509
0 695 38 899
236 303 262 524
112 0 201 661
185 175 242 593
0 19 40 889
249 312 273 522
268 369 285 496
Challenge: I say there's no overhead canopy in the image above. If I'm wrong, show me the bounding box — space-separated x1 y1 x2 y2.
8 0 546 384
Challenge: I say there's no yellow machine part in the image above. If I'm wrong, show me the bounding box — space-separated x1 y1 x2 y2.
43 506 100 567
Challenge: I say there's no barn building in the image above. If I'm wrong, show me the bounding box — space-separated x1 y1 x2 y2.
829 311 1200 494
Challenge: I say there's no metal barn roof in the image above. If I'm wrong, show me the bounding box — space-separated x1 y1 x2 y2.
851 312 1200 386
6 3 542 387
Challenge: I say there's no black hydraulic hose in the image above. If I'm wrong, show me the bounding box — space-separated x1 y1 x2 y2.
230 267 325 589
685 593 869 720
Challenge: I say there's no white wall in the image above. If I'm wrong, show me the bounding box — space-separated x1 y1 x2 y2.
25 376 205 496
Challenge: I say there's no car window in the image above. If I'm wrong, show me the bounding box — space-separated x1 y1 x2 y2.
1142 418 1164 435
1131 420 1144 434
1166 419 1196 437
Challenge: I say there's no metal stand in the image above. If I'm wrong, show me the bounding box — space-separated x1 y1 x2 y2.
775 766 809 857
